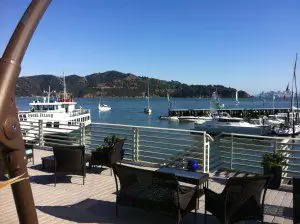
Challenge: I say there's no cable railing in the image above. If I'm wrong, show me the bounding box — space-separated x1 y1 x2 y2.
210 132 300 180
19 120 300 179
19 120 212 173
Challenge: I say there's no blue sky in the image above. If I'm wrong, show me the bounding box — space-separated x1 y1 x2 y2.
1 0 300 94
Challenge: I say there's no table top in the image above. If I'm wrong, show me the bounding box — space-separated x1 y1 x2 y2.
157 167 209 183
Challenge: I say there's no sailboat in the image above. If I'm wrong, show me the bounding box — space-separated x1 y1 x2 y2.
98 94 111 112
144 80 152 114
274 54 300 136
235 90 239 105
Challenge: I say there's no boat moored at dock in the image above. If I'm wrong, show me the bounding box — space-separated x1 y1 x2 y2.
194 113 271 135
18 85 91 141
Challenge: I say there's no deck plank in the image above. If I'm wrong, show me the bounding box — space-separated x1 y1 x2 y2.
0 148 294 224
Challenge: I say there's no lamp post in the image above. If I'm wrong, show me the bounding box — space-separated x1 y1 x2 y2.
0 1 51 223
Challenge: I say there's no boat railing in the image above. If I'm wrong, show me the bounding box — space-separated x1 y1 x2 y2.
68 109 90 117
19 120 300 178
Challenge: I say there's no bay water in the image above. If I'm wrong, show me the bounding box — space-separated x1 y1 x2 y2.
16 97 292 130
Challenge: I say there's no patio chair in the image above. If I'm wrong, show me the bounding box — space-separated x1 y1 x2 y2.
293 177 300 224
53 145 86 186
89 138 126 174
112 164 198 224
204 175 270 224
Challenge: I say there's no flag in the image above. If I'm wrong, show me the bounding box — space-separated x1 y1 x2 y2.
286 83 290 92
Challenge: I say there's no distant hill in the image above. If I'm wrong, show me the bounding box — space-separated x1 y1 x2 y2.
16 70 250 98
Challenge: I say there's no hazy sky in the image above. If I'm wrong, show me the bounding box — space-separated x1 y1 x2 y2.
1 0 299 94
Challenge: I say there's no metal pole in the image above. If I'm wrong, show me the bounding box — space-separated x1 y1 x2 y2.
0 1 52 223
230 134 234 170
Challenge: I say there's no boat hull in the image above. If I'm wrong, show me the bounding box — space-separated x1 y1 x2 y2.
194 123 268 135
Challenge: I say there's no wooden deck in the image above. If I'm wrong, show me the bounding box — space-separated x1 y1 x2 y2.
0 148 294 224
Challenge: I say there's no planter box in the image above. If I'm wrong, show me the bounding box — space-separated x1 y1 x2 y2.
263 166 282 189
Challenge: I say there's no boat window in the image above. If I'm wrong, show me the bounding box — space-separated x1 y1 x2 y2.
68 121 71 126
46 122 52 128
53 122 59 128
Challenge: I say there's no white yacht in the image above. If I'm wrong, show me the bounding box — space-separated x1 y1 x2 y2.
159 115 179 122
98 104 111 112
98 95 111 112
18 82 91 141
194 112 269 135
273 124 300 136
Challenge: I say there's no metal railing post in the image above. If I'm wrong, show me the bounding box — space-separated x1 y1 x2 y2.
79 123 85 145
38 120 44 147
203 133 210 173
202 133 206 173
132 127 139 161
273 137 277 153
230 134 234 170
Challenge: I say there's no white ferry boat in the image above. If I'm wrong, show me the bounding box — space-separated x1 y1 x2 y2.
18 85 91 141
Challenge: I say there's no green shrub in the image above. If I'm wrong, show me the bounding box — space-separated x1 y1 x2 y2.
261 152 287 170
96 135 120 151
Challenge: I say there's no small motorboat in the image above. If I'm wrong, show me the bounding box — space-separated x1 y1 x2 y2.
98 104 111 112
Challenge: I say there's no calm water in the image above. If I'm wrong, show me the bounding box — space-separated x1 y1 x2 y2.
16 97 292 130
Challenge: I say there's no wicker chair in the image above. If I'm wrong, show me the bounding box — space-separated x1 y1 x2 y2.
53 145 86 186
204 175 270 224
293 177 300 224
112 164 198 224
89 138 126 172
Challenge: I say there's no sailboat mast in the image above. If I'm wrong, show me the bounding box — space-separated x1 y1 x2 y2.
294 54 298 128
48 85 50 103
147 80 150 108
292 53 298 137
63 72 67 101
294 54 298 111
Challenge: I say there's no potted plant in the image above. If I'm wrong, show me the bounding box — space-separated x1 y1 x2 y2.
261 152 287 189
89 135 121 169
96 135 120 152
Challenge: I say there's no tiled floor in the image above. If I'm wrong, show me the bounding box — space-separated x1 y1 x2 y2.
0 148 294 224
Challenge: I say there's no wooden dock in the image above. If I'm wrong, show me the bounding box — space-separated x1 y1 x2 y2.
169 108 291 119
0 148 294 224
